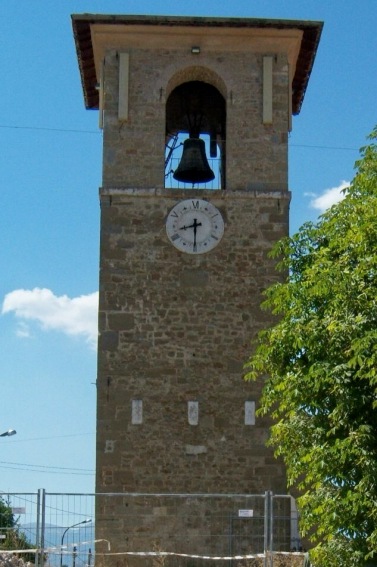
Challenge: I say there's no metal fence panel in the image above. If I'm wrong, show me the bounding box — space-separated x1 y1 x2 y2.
0 492 303 567
42 492 95 567
0 492 40 556
95 493 267 566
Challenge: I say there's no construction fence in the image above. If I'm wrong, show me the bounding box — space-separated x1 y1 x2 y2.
0 491 305 567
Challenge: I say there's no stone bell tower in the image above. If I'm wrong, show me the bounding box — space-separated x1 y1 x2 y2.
73 13 321 558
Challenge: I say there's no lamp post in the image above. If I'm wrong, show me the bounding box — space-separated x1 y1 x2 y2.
60 519 91 567
0 429 16 437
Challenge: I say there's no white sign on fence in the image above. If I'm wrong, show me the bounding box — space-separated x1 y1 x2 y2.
12 507 26 514
238 509 254 517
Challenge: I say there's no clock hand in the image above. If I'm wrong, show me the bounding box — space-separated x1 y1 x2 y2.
193 221 197 252
179 219 202 231
179 218 201 252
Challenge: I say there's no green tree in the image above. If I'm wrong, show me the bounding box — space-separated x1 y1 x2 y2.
0 497 14 533
0 496 34 558
245 127 377 567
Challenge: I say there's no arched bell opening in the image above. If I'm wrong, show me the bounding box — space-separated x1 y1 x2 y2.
165 81 226 189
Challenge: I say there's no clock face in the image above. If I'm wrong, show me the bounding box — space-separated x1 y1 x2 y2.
166 198 224 254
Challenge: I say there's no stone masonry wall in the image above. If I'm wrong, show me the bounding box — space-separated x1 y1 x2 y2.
96 188 289 495
101 45 289 190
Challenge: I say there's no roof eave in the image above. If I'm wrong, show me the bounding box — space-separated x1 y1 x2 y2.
71 14 323 114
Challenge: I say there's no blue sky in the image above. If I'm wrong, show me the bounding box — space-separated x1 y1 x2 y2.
0 0 376 495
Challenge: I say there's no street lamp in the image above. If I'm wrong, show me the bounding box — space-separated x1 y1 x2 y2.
0 429 16 437
60 519 91 567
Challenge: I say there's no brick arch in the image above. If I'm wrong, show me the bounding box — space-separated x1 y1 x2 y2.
166 66 227 100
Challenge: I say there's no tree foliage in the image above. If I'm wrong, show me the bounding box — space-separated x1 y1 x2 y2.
245 127 377 567
0 497 33 558
0 498 14 533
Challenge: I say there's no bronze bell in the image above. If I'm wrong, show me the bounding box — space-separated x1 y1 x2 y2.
173 138 215 184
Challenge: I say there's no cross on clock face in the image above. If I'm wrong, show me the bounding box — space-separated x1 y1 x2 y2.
166 198 224 254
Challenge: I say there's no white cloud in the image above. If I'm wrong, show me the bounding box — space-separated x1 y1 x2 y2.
310 180 350 213
2 288 98 349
